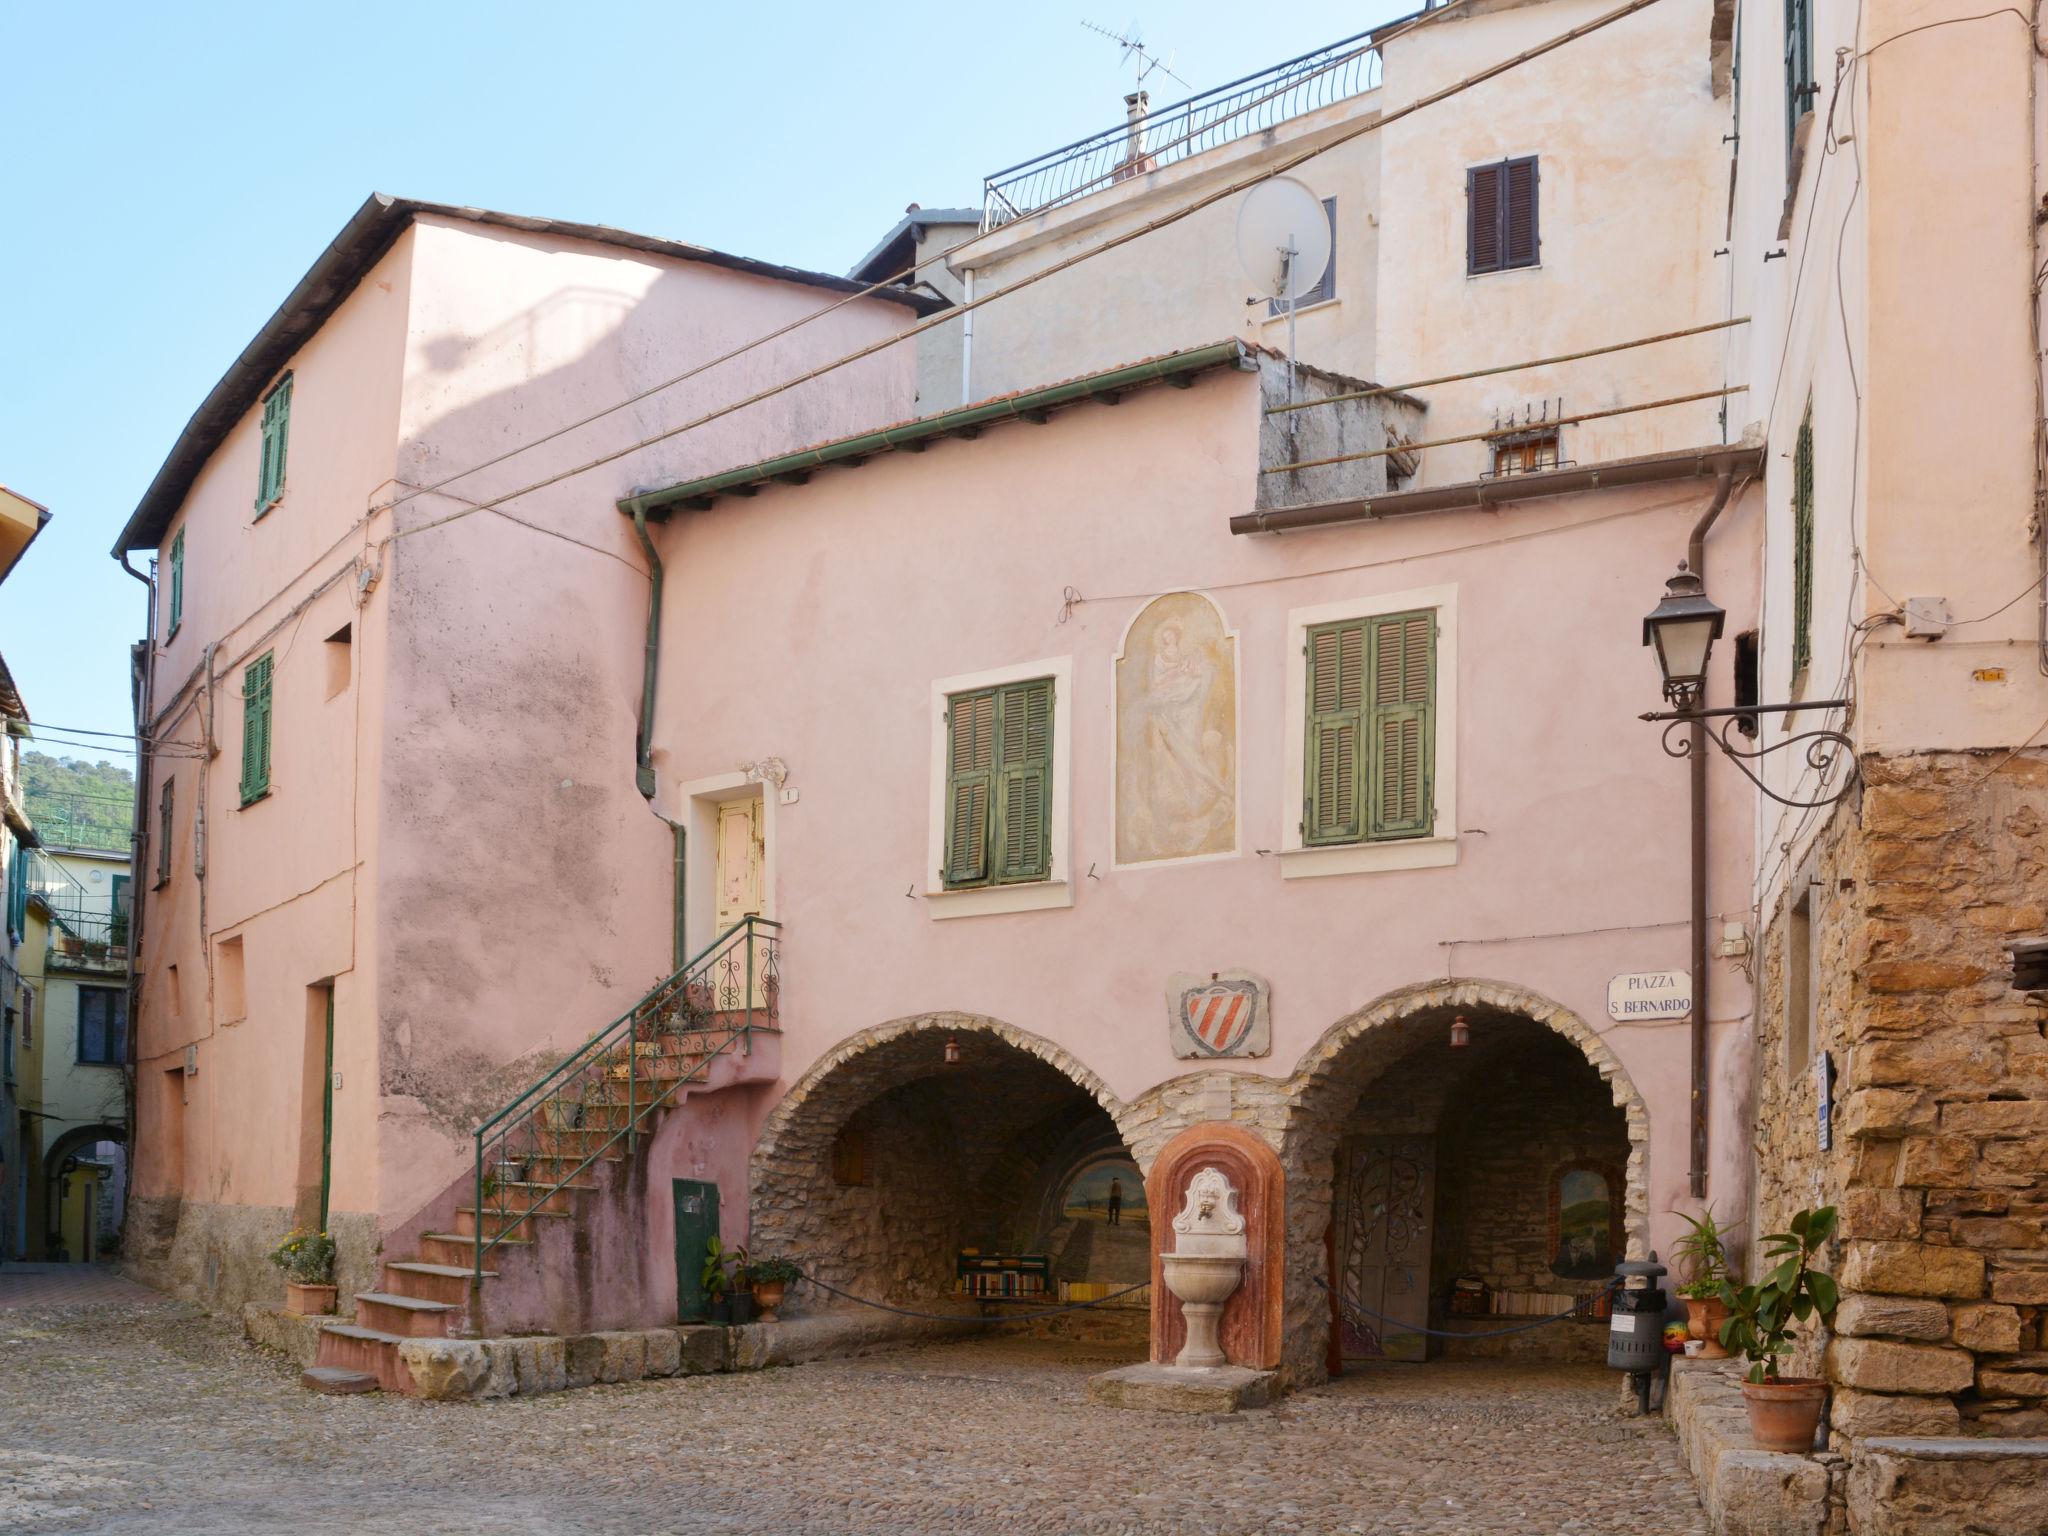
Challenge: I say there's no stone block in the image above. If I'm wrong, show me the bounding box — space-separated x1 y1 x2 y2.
676 1325 729 1375
592 1331 646 1384
1962 904 2046 934
241 1303 324 1368
1847 1438 2048 1536
1842 1189 1924 1241
1857 1036 2002 1090
1842 1242 1986 1299
1941 1100 2048 1136
1951 1304 2023 1354
1976 1369 2048 1398
478 1339 519 1399
1976 1407 2048 1435
515 1336 566 1396
728 1323 776 1372
563 1334 605 1389
1712 1448 1832 1536
1990 1270 2048 1305
1841 1090 1938 1140
1827 1338 1976 1394
1957 1217 2046 1249
1862 961 1985 993
643 1329 680 1378
1830 1389 1961 1438
1086 1363 1276 1414
399 1339 489 1401
1834 1294 1950 1341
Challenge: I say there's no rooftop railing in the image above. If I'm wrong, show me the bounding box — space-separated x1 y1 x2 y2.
980 14 1430 232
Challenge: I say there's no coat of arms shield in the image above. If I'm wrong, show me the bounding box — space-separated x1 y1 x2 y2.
1166 970 1272 1059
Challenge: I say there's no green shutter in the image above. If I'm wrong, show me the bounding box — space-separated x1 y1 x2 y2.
992 678 1053 883
1305 611 1436 846
943 690 995 885
257 374 292 514
157 777 175 884
167 529 184 636
240 652 273 804
1792 401 1814 681
1366 611 1436 839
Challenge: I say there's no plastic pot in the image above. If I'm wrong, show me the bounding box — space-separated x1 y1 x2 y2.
728 1289 754 1326
1741 1377 1828 1453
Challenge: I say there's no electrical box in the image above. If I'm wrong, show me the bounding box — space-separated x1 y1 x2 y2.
1902 596 1951 640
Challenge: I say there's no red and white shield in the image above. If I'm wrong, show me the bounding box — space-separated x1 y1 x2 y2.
1180 981 1258 1056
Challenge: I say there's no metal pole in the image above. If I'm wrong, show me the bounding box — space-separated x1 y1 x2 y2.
1689 695 1709 1199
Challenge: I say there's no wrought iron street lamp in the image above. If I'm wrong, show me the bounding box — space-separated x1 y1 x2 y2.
1642 562 1725 705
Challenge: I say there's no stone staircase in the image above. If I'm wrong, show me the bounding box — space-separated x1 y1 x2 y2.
305 929 780 1395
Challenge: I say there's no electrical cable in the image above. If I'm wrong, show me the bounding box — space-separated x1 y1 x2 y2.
795 1270 1147 1322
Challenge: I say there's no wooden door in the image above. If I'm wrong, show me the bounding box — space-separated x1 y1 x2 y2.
713 799 767 1007
1335 1134 1436 1363
672 1179 721 1322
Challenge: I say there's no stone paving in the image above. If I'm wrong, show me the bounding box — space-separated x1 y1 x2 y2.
0 1290 1708 1534
0 1266 160 1308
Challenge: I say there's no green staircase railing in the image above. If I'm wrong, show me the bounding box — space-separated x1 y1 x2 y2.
468 915 781 1287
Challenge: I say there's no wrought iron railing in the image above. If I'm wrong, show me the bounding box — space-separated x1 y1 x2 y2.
27 792 133 853
467 916 780 1288
980 16 1425 231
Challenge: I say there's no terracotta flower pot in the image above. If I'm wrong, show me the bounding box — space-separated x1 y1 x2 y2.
1741 1377 1828 1453
1685 1296 1731 1358
752 1280 787 1322
285 1281 337 1317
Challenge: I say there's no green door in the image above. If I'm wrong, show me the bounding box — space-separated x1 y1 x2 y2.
673 1179 720 1322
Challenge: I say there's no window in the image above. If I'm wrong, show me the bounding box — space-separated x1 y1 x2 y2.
166 529 184 637
240 652 274 804
217 934 246 1023
831 1127 867 1187
1487 425 1561 478
1467 157 1540 274
1268 198 1338 315
944 677 1053 888
1304 610 1437 845
256 373 292 515
324 623 352 699
77 986 127 1066
1733 630 1760 737
1784 0 1816 168
155 776 174 886
1791 400 1814 682
4 832 24 942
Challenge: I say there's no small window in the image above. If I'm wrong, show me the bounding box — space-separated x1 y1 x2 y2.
943 677 1053 889
1467 156 1540 274
155 776 175 886
1487 425 1561 478
1733 631 1760 737
1269 198 1338 315
1304 610 1437 846
77 986 128 1065
240 653 274 804
256 373 292 516
1791 400 1815 682
166 529 184 638
324 623 352 700
218 934 247 1023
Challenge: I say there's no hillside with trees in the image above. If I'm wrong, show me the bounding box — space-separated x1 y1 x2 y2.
20 752 134 852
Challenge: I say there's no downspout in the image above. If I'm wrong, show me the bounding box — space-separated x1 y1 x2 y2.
960 268 975 407
1686 470 1734 1199
628 507 662 801
116 551 155 1250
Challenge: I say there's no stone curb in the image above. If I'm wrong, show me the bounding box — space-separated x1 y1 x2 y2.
1668 1359 1840 1535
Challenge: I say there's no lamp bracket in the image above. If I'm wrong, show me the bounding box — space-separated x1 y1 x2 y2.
1654 708 1862 808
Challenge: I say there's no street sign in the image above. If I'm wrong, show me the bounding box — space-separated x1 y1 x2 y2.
1607 970 1692 1021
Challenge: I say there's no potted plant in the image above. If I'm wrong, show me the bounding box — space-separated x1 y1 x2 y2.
1718 1205 1839 1453
746 1255 800 1322
268 1229 339 1316
701 1236 734 1323
1672 1205 1738 1358
725 1243 754 1326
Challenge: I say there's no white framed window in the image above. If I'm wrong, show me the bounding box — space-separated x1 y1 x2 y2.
1279 583 1459 879
926 655 1073 919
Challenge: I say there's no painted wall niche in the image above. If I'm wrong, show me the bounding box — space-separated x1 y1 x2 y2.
1114 591 1239 865
1548 1162 1624 1280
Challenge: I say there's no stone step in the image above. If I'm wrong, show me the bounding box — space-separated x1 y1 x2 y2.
421 1231 531 1268
383 1260 494 1306
486 1179 594 1216
353 1290 461 1338
534 1126 631 1157
313 1322 413 1394
453 1204 575 1240
301 1365 379 1395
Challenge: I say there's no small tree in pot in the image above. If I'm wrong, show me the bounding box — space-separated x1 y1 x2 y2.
1671 1205 1738 1358
1718 1205 1839 1453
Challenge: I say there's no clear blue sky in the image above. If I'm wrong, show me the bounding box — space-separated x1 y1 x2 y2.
0 1 1404 761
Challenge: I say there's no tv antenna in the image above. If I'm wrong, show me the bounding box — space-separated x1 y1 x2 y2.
1235 177 1332 403
1081 18 1189 93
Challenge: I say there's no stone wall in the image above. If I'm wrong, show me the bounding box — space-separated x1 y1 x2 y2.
1750 751 2048 1442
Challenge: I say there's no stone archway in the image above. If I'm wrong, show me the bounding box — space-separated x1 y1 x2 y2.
749 1013 1139 1320
1276 978 1650 1383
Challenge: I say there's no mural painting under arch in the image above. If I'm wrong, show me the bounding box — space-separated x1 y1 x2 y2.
1116 592 1237 864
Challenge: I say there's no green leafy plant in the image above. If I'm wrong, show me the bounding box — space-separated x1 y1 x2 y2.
266 1229 336 1284
1670 1205 1739 1299
702 1236 737 1299
1718 1206 1839 1382
745 1255 801 1285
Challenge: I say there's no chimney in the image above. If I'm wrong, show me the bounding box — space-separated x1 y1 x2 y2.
1124 90 1150 162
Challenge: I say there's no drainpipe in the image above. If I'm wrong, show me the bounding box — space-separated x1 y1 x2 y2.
628 507 662 801
116 551 155 1249
959 267 974 407
1686 471 1734 1199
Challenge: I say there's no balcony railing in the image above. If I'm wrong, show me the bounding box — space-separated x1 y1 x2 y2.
980 14 1430 232
27 792 132 853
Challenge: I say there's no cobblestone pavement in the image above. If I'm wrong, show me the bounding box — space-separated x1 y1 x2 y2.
0 1297 1708 1534
0 1266 160 1308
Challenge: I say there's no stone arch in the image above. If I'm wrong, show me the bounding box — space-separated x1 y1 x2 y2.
1275 977 1650 1383
748 1012 1134 1316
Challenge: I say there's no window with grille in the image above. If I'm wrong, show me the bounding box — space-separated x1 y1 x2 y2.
943 677 1053 888
1467 157 1539 275
256 374 292 515
1487 427 1561 478
1303 610 1437 846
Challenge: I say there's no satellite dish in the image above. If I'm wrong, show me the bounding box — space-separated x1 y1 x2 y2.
1235 177 1332 302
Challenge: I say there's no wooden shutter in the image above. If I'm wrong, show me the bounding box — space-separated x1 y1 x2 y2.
992 678 1053 882
1304 621 1366 844
1792 402 1815 679
1367 612 1436 839
1503 157 1539 268
1468 164 1502 273
944 689 995 885
240 653 273 803
157 777 175 883
168 529 184 635
257 375 292 513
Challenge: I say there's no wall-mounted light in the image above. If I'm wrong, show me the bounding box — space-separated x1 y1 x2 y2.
1449 1014 1470 1048
943 1037 962 1066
